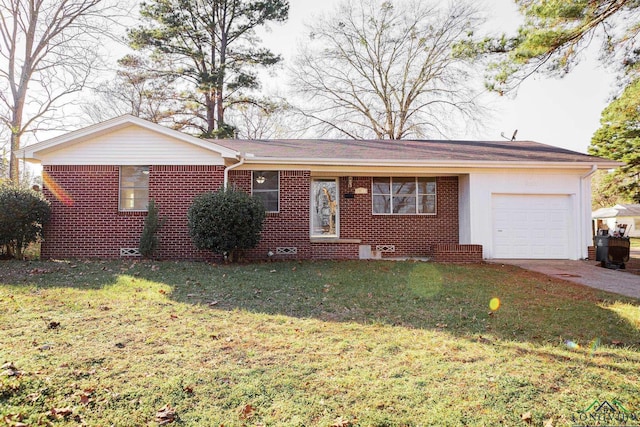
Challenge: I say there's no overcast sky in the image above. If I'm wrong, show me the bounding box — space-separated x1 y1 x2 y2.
258 0 615 153
28 0 613 154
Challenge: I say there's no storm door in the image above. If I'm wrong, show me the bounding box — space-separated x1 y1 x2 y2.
311 179 339 237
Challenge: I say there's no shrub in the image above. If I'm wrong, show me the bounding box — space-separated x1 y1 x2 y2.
0 185 51 259
187 188 266 262
139 199 166 258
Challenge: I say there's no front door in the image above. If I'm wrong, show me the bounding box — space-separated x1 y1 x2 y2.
311 179 339 237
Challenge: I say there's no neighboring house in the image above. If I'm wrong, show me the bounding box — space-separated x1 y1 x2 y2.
17 115 620 261
592 204 640 238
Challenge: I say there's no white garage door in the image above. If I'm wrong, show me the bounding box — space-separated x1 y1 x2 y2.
492 194 572 259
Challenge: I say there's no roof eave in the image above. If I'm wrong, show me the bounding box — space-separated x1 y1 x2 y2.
240 157 623 169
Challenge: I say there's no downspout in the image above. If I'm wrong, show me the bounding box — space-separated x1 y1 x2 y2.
579 165 598 259
223 152 245 190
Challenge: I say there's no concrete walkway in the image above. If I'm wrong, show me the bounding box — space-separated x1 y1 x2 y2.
491 259 640 299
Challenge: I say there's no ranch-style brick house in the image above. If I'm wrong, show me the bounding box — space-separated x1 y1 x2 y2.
17 115 619 262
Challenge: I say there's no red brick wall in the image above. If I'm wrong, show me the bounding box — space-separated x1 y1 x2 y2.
340 176 459 258
42 165 223 260
234 173 460 261
42 166 468 261
149 165 224 260
231 170 312 259
432 244 483 263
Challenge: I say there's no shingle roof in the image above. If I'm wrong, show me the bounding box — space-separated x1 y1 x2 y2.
212 138 612 164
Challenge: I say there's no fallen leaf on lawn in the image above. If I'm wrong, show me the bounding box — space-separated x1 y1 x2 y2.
239 404 255 420
1 362 21 377
50 407 73 417
183 385 194 394
159 289 167 295
151 265 160 271
3 413 26 426
208 301 219 306
27 392 40 402
477 336 492 345
80 393 90 404
611 340 624 346
155 404 177 425
521 411 532 423
331 416 355 427
47 321 60 330
544 418 554 427
170 314 178 319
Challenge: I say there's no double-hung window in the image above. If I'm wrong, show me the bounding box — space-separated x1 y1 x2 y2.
252 171 279 212
120 166 149 211
372 177 436 214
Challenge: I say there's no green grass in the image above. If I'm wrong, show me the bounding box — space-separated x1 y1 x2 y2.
2 259 640 426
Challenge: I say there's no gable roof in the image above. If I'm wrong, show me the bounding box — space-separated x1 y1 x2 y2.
16 115 240 161
16 115 620 169
214 138 620 169
593 204 640 219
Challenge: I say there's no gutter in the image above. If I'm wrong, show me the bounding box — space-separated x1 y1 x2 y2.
233 157 622 170
223 153 245 189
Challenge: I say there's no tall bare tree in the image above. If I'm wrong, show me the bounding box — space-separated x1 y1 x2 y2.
290 0 484 140
0 0 120 184
224 99 299 139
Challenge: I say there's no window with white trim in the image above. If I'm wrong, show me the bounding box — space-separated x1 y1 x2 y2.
120 166 149 211
252 171 279 212
372 177 436 214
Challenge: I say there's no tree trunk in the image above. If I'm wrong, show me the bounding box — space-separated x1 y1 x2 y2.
9 133 20 184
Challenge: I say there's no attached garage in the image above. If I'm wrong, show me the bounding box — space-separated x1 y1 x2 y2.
492 194 572 259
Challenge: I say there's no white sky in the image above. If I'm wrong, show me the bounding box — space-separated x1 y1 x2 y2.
258 0 615 153
18 0 613 155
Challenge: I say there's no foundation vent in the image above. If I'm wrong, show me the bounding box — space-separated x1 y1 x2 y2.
120 248 141 257
276 247 298 255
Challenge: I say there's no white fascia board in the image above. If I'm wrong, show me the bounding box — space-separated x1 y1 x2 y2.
16 115 240 160
241 157 622 170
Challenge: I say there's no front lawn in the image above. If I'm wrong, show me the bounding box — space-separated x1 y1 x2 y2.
1 260 640 426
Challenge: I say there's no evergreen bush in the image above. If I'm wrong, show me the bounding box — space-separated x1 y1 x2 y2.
139 199 165 258
187 188 266 262
0 185 51 259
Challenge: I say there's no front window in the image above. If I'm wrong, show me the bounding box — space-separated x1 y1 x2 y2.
252 171 279 212
311 179 338 237
372 177 436 214
120 166 149 211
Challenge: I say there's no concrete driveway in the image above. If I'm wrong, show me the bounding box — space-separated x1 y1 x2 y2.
491 258 640 299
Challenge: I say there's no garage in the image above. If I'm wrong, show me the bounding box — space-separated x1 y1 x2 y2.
492 194 572 259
